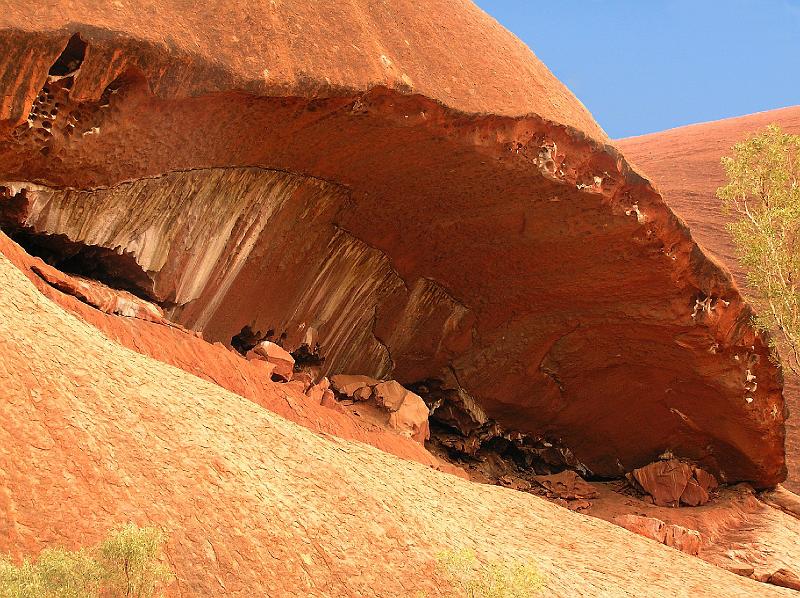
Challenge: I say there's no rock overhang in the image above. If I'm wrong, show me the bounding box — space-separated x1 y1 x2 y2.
0 9 787 487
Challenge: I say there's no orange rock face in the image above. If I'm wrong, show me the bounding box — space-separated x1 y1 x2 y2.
630 459 718 507
1 229 794 597
617 106 800 489
0 232 448 474
615 514 703 556
0 1 788 490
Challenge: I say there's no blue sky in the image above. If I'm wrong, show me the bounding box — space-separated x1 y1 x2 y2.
474 1 800 138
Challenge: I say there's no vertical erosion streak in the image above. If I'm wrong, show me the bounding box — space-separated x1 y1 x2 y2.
287 229 406 378
8 168 345 309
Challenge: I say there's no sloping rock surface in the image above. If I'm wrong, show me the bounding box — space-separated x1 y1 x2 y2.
0 231 449 473
0 240 793 597
0 1 787 486
617 106 800 489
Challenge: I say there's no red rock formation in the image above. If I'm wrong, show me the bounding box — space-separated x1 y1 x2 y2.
630 459 718 507
248 341 295 382
615 514 703 556
331 376 431 443
581 480 800 591
0 1 787 489
1 229 794 597
617 106 800 490
31 260 168 324
0 232 451 474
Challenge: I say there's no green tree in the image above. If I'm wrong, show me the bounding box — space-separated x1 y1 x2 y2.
718 124 800 375
97 524 172 598
0 524 173 598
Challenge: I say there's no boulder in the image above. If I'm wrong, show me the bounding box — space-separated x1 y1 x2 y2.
631 460 693 507
615 514 703 556
372 380 430 443
306 377 331 404
679 477 709 507
767 568 800 591
291 371 315 393
388 393 431 444
533 471 598 501
248 341 294 382
373 380 412 411
353 386 374 402
630 459 715 507
330 375 380 398
694 467 719 493
320 389 344 413
245 356 276 380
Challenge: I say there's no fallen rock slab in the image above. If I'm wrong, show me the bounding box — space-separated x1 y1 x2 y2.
533 471 599 501
330 374 380 397
248 341 295 382
615 514 703 556
31 261 167 324
767 568 800 591
631 459 717 507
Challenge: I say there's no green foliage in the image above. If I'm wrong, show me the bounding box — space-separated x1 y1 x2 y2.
718 124 800 375
0 547 102 598
0 524 173 598
436 548 543 598
97 524 173 598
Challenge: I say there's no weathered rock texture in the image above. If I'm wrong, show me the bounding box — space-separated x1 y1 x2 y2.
330 376 430 443
0 231 454 475
617 106 800 489
0 1 787 486
629 459 718 507
0 241 795 597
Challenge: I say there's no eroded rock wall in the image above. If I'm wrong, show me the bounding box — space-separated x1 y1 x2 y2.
617 106 800 490
2 241 792 597
0 7 787 487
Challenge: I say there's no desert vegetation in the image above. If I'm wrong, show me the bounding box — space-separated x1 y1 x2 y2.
719 124 800 375
435 548 543 598
0 524 173 598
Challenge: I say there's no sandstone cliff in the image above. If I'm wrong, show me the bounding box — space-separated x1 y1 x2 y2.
0 1 787 489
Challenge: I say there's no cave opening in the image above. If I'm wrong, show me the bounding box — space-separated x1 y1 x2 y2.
8 228 160 303
231 325 273 355
0 186 163 305
49 33 87 77
291 343 325 368
412 377 584 483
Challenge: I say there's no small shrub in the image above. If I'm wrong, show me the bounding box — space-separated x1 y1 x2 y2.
436 548 543 598
0 547 102 598
97 524 173 598
0 524 173 598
